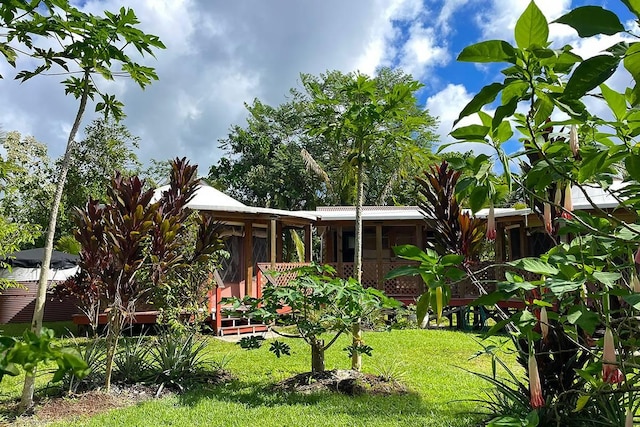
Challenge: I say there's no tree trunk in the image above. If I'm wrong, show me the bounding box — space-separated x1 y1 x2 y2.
20 71 91 411
311 339 325 374
104 309 123 392
351 161 364 371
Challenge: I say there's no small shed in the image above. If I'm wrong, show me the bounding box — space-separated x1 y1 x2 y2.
0 248 80 324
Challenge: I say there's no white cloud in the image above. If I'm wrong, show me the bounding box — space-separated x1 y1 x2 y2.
399 24 450 79
475 0 572 42
426 83 496 157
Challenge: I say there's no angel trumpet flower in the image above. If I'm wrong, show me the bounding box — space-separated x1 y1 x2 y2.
539 307 549 340
528 354 544 408
486 204 497 241
626 409 634 427
632 274 640 293
544 203 552 234
570 125 579 158
561 184 573 219
602 328 624 384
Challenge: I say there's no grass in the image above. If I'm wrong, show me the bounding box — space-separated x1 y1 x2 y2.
0 321 76 338
1 325 521 427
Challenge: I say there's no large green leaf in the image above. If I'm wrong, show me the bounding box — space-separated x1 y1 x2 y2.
553 6 624 37
566 305 599 334
454 82 504 126
385 265 421 280
514 1 548 49
600 83 627 120
450 124 490 140
547 279 584 295
564 55 619 98
622 0 640 20
533 90 554 126
468 186 489 213
577 149 608 183
624 43 640 87
415 291 431 326
625 152 640 181
592 271 621 288
457 40 517 63
509 258 559 275
492 98 518 131
623 293 640 310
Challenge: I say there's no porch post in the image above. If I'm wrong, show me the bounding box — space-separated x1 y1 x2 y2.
304 224 312 263
415 224 423 249
276 221 283 262
270 218 277 268
376 224 383 289
519 224 527 258
244 221 253 297
337 225 343 277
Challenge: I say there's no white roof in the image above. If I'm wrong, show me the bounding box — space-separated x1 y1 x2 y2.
475 181 626 218
153 183 317 221
475 207 532 219
571 181 625 210
307 206 429 221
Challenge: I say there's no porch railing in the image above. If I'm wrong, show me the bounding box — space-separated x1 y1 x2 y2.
256 261 528 303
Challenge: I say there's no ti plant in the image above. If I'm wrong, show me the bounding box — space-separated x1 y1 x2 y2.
58 158 223 391
231 264 397 374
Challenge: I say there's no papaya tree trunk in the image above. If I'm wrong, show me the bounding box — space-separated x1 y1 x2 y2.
20 70 90 411
351 161 364 371
311 339 325 374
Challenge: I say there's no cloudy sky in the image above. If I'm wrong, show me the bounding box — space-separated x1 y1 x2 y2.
0 0 636 175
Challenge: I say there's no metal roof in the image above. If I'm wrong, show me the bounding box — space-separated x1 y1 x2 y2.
474 181 626 218
304 206 429 221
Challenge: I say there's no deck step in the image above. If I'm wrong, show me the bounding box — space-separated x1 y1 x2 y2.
217 316 268 336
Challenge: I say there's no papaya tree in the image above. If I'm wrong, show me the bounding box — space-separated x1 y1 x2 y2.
230 264 396 374
307 72 434 370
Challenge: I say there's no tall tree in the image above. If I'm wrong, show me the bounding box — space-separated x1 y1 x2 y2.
0 136 40 290
60 117 142 234
1 1 164 409
209 68 439 209
306 71 435 370
0 132 55 245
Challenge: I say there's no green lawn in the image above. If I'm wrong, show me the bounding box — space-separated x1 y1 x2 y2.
1 326 520 427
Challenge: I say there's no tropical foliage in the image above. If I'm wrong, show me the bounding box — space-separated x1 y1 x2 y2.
58 158 224 391
209 68 439 209
229 264 396 373
449 1 640 424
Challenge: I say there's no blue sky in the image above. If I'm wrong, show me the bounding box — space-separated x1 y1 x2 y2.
1 0 637 174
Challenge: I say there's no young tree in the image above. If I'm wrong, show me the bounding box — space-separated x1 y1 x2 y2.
1 1 165 409
232 264 393 373
306 71 434 370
